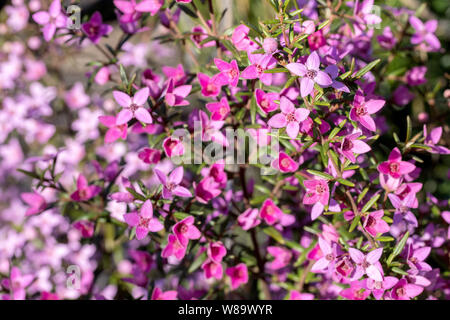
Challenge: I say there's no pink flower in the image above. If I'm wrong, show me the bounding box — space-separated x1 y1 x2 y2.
20 192 46 216
70 174 101 201
271 152 299 173
340 281 371 300
303 179 329 220
423 125 450 154
268 96 310 139
214 58 240 87
113 87 152 125
409 16 440 51
350 92 385 132
207 242 227 262
231 24 251 51
388 278 423 300
7 267 33 300
311 237 337 272
163 135 185 157
162 64 187 86
286 51 332 97
173 216 201 247
195 177 222 204
255 89 280 114
262 37 278 54
164 79 192 106
226 263 248 290
73 220 95 238
124 200 163 240
324 65 350 93
308 30 326 50
81 11 113 44
406 66 427 86
32 0 67 42
289 290 314 300
388 192 418 227
362 210 390 237
378 147 415 179
98 115 128 144
155 166 192 199
142 69 162 98
191 24 214 48
260 198 282 225
197 72 225 97
206 97 230 121
114 0 163 16
266 246 292 270
202 259 223 280
348 247 384 281
162 234 187 260
338 132 371 163
393 85 414 106
138 148 161 164
238 208 261 230
363 276 399 300
241 53 277 86
406 246 432 272
200 161 228 188
151 287 177 300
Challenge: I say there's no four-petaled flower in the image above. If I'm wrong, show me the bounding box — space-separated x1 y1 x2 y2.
70 174 101 202
268 97 310 139
350 91 385 132
155 166 192 199
348 247 384 282
124 200 164 240
378 147 415 179
113 87 152 125
172 216 201 247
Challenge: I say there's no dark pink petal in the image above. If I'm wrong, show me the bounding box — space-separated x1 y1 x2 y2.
124 212 139 227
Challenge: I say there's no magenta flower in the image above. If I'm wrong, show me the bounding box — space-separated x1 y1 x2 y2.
303 179 329 220
7 267 33 300
409 16 440 51
73 220 95 238
207 242 227 262
260 198 282 225
289 290 314 300
388 278 423 300
70 174 101 202
20 191 46 216
231 24 251 51
423 125 450 154
406 66 427 86
362 210 390 237
348 247 383 281
255 89 280 114
262 37 278 54
202 259 223 280
191 24 215 48
340 281 371 300
113 87 152 125
32 0 67 42
286 51 332 97
241 53 277 86
81 12 113 44
98 115 128 144
124 200 163 240
338 132 371 163
271 152 299 173
350 92 385 132
324 65 350 93
268 97 310 139
162 234 187 260
114 0 163 16
138 148 161 164
238 208 261 231
388 192 418 228
195 177 222 204
406 246 432 272
266 246 292 270
214 58 240 87
142 69 162 98
173 216 201 247
378 147 415 179
164 79 192 107
393 85 414 106
162 64 187 86
226 263 248 290
154 166 192 199
163 135 185 158
311 237 337 272
151 287 177 300
363 276 399 300
206 97 230 121
198 72 225 97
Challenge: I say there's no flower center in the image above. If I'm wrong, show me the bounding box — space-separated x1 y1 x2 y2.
325 253 334 261
228 69 238 78
389 162 400 173
129 103 139 112
315 184 325 194
166 182 175 191
355 105 367 116
286 112 296 122
342 139 353 151
366 216 376 228
396 287 406 297
306 69 317 79
281 158 291 168
180 224 188 234
207 83 217 93
256 64 264 74
219 106 228 115
139 217 150 229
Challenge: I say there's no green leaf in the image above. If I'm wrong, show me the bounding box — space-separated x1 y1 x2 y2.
178 4 198 19
337 178 355 187
361 194 380 213
306 170 333 180
348 215 360 232
392 267 409 276
126 187 146 201
263 227 285 244
387 231 410 265
119 64 128 87
352 59 380 79
188 251 206 273
250 95 257 125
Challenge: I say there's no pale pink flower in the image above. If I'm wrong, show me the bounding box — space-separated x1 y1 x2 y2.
348 247 384 281
154 166 192 199
268 97 310 139
124 200 163 240
113 87 152 125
